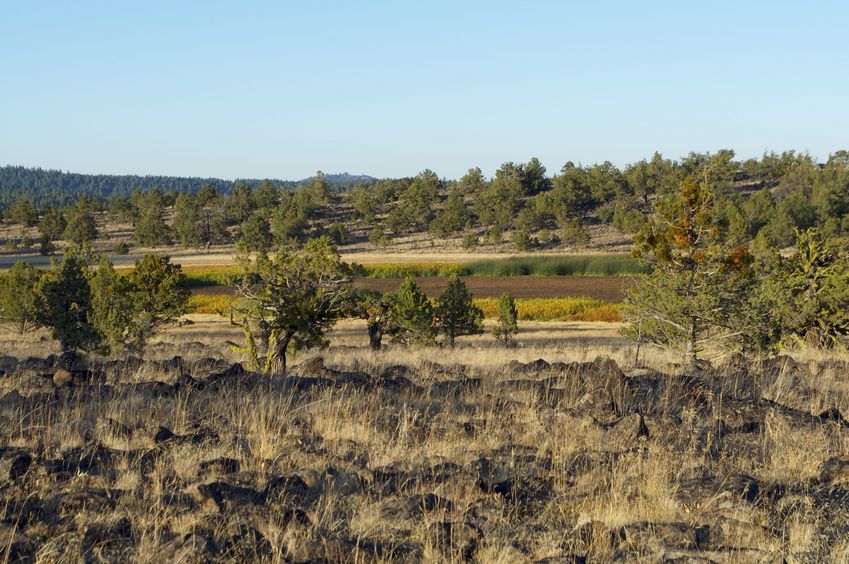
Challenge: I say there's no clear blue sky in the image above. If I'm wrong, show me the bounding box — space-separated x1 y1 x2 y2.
2 1 847 180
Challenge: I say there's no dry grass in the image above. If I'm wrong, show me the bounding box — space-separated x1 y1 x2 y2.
2 318 849 561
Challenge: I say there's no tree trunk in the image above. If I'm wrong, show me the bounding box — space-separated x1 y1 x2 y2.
271 332 293 377
684 319 697 370
449 333 455 349
368 322 382 350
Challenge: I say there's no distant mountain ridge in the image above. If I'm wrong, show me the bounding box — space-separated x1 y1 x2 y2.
0 165 377 209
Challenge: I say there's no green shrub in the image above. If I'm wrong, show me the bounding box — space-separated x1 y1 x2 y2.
512 229 534 251
461 233 478 250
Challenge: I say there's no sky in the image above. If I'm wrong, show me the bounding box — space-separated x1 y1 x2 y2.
2 1 848 180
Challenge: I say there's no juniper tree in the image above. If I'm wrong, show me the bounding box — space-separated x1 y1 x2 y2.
386 276 435 346
349 288 392 350
434 275 483 348
231 236 352 375
36 253 101 352
492 291 519 346
89 257 133 352
0 261 43 334
63 201 98 247
238 212 272 253
123 255 190 351
782 228 849 348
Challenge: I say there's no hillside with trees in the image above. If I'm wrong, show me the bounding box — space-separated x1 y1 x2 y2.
1 150 847 256
0 166 374 209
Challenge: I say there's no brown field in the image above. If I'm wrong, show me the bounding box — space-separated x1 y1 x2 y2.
355 275 632 301
193 275 633 301
2 317 849 561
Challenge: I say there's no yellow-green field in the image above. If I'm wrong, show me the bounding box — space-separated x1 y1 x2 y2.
188 294 623 322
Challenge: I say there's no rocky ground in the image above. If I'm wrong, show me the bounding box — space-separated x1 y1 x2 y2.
1 347 849 562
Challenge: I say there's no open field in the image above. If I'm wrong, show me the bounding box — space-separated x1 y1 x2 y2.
191 276 631 301
187 293 624 322
0 250 644 274
354 275 631 301
2 318 849 561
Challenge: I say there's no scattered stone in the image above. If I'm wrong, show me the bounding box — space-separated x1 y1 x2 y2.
817 456 849 484
0 449 32 481
197 457 240 476
52 369 73 387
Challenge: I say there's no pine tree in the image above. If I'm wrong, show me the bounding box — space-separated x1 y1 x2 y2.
434 276 483 348
492 291 519 346
624 176 754 367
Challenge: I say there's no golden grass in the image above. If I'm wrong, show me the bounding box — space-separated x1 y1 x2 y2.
187 294 235 314
187 293 623 321
474 297 623 322
3 316 849 560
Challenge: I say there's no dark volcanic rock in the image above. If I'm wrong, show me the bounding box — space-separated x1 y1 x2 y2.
428 521 482 561
219 524 273 561
198 482 263 511
46 444 121 475
816 456 849 484
0 449 32 480
155 533 218 563
197 457 240 476
429 377 481 397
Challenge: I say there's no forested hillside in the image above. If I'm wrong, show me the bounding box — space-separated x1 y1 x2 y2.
1 150 847 255
0 166 374 209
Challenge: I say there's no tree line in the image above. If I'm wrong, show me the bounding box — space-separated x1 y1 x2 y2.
0 253 189 354
2 150 848 254
0 239 519 371
2 173 847 369
0 166 372 209
625 176 849 366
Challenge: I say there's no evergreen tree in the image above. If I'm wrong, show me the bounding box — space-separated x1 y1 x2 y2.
228 183 256 223
239 212 272 253
173 193 201 247
231 237 351 375
0 261 43 334
124 255 190 351
8 198 37 226
434 276 483 348
89 257 133 352
492 291 519 346
63 200 98 247
35 253 101 352
429 187 470 237
782 228 849 348
38 207 66 241
624 176 754 367
386 276 435 346
134 189 172 246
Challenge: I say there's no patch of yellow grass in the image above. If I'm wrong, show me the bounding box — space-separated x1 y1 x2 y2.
474 297 622 322
188 294 235 314
188 294 622 322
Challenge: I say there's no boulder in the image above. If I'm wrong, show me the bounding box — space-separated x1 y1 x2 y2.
817 456 849 484
155 533 218 563
427 521 482 561
0 450 32 481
